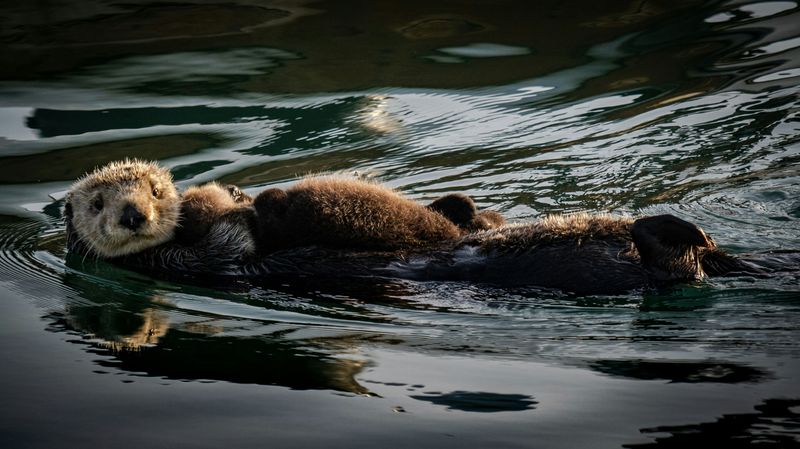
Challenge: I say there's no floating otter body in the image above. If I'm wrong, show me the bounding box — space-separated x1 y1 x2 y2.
65 160 766 295
65 160 503 267
387 213 754 294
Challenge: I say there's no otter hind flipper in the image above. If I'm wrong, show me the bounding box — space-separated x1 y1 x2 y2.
253 188 289 216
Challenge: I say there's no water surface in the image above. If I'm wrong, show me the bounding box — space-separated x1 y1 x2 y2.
1 1 799 448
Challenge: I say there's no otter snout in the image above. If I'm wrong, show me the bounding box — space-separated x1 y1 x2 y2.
120 204 147 231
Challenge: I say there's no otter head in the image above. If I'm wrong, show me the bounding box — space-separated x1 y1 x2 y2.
631 214 714 283
65 160 180 258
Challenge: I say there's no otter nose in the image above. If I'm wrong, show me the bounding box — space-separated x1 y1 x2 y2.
120 204 147 231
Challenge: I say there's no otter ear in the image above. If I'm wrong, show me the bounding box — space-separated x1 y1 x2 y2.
632 215 711 248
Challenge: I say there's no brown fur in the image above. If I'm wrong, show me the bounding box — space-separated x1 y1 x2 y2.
175 182 253 245
472 210 506 232
65 159 180 258
463 214 637 252
254 176 465 252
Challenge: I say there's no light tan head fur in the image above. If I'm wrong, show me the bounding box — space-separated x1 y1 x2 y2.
66 159 180 258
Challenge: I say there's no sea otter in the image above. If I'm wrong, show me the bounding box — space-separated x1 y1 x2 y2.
386 213 756 294
65 160 503 260
177 180 504 250
65 160 767 294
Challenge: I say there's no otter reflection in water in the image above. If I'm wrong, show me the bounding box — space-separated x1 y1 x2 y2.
623 398 800 448
57 272 371 393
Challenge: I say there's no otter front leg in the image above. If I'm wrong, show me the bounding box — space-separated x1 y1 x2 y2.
225 185 252 203
632 214 712 282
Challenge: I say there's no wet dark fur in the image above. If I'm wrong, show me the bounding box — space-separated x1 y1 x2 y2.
386 214 763 294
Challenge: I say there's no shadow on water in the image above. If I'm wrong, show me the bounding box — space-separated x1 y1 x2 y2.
624 399 800 449
589 359 768 383
410 391 538 413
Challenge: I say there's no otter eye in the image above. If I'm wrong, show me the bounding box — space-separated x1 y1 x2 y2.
93 196 104 212
152 186 161 198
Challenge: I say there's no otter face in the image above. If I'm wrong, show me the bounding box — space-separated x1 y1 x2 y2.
66 160 180 258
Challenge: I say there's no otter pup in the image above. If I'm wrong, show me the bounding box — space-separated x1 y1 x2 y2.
179 181 503 249
253 177 464 252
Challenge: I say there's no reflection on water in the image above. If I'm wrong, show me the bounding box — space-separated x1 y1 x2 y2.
1 1 800 448
589 359 768 383
411 391 538 413
625 399 800 449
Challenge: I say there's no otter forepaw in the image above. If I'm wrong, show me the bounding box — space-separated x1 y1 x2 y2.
225 185 252 203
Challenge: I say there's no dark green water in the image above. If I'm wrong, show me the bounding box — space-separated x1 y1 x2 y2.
1 1 799 448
